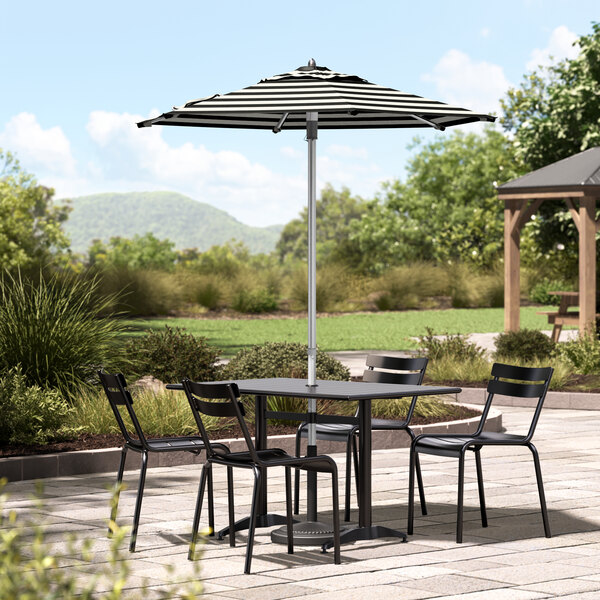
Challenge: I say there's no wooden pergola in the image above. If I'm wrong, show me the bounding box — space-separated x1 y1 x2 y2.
498 147 600 335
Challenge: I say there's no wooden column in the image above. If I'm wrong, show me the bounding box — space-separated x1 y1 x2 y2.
504 198 521 331
579 196 597 335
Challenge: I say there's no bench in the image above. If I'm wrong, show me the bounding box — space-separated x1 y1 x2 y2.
537 291 579 342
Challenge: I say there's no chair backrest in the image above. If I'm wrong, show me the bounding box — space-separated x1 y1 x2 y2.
98 371 149 449
182 380 258 462
476 363 554 440
361 355 429 421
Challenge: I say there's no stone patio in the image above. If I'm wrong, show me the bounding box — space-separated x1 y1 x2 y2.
4 404 600 599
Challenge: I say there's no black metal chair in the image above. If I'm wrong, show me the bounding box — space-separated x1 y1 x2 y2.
407 363 554 543
182 379 341 574
98 371 228 552
294 355 429 521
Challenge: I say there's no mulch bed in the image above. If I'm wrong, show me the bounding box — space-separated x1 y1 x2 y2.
0 406 479 458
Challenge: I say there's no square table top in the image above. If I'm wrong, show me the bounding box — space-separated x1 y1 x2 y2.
224 378 461 401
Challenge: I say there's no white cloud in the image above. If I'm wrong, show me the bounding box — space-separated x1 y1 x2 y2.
422 49 511 116
280 145 302 159
83 110 306 226
0 112 76 176
526 25 579 71
480 27 491 38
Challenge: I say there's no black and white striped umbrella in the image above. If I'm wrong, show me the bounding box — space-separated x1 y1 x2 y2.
138 60 495 387
138 62 494 132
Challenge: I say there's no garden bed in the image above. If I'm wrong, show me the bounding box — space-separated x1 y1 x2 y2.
0 405 479 458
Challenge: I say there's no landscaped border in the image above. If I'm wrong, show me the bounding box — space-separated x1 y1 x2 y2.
1 403 500 483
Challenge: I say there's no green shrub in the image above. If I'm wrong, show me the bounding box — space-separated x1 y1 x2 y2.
0 366 77 444
418 327 485 362
188 273 223 310
126 326 221 384
554 332 600 375
69 387 219 436
0 270 126 396
425 354 491 385
494 329 555 362
223 342 350 423
96 266 183 316
447 264 504 308
231 288 278 313
371 263 449 311
287 265 350 312
528 278 570 305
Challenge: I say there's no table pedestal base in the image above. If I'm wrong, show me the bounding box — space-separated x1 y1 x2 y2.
270 520 343 546
321 525 407 551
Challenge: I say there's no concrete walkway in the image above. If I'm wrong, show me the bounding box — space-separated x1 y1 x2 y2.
4 404 600 598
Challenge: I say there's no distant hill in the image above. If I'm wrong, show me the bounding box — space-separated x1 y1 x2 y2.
62 192 283 254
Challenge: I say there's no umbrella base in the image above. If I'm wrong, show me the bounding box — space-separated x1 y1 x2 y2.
270 520 344 546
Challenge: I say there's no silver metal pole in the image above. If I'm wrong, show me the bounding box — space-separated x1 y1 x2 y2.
307 111 318 390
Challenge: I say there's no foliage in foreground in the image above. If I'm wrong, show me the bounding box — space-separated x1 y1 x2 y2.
126 325 222 384
0 482 202 599
555 332 600 375
0 270 126 397
418 327 485 363
0 367 78 445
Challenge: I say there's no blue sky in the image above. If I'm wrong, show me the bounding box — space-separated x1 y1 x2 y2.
0 1 597 227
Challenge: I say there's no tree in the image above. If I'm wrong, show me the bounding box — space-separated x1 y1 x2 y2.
275 184 367 265
501 22 600 276
501 22 600 170
350 128 521 273
0 150 70 269
87 232 177 271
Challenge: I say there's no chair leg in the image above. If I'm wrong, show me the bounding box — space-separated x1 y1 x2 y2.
330 469 341 564
207 463 215 536
109 446 128 536
414 453 427 516
529 443 551 538
244 466 261 574
293 431 302 515
407 446 416 535
285 467 294 555
189 463 209 560
474 449 487 528
352 432 360 505
344 434 353 522
130 450 148 552
226 466 235 547
457 452 465 544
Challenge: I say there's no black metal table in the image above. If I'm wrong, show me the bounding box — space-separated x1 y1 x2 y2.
169 378 460 548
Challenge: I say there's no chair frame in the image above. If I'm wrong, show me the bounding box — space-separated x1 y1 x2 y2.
294 355 429 521
183 379 341 574
98 370 227 552
407 362 553 543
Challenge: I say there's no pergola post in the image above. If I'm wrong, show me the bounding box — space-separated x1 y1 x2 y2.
504 197 521 331
579 196 597 335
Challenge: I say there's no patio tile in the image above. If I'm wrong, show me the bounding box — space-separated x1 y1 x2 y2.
397 573 506 594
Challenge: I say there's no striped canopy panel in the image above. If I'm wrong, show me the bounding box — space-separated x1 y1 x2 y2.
138 63 495 131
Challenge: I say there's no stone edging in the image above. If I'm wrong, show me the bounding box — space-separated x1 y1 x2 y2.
456 387 599 411
0 404 500 483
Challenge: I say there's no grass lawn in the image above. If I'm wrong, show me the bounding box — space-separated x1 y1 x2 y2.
124 306 560 357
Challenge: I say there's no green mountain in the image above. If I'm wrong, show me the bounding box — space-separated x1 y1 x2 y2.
62 191 283 254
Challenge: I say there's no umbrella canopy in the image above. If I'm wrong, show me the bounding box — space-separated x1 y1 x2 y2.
138 60 495 388
138 62 494 132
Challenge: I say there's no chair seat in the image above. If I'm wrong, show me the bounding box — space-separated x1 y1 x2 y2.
415 432 527 458
371 418 409 430
298 422 357 442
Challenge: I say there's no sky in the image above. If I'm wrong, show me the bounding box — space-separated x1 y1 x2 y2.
0 1 597 228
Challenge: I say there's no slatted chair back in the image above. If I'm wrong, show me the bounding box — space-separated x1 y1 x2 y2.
476 363 553 440
98 371 149 449
183 380 259 462
362 356 429 420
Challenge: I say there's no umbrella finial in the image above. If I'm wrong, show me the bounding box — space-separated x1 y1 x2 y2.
308 58 316 68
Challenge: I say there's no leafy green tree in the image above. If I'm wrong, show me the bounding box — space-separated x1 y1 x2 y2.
350 129 521 273
501 22 600 170
501 23 600 276
0 150 70 269
276 185 367 265
88 232 177 271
